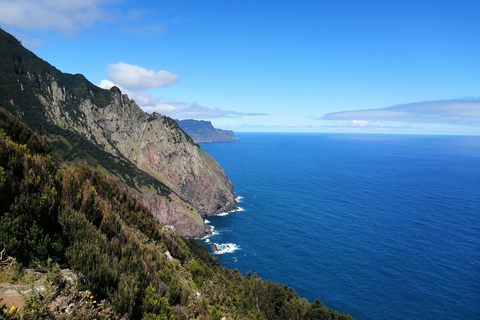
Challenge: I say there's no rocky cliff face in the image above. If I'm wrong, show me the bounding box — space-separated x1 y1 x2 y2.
0 28 236 237
40 86 237 217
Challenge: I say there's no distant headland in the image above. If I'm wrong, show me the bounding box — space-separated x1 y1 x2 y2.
176 119 237 143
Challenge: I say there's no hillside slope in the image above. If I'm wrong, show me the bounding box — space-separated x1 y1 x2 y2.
0 109 353 320
0 28 236 237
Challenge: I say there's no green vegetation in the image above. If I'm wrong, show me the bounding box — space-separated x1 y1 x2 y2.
0 27 180 207
0 28 112 126
0 108 353 319
163 116 196 145
46 123 173 197
0 27 352 320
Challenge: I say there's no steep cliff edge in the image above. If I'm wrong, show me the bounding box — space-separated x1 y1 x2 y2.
39 88 236 217
0 112 353 319
176 119 237 143
0 28 236 237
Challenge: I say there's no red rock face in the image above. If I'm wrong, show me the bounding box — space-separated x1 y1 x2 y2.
40 88 236 237
0 31 236 238
138 191 209 237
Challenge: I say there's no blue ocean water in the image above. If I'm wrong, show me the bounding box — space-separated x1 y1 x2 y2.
198 133 480 320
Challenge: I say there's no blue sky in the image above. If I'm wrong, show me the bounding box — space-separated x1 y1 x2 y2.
1 0 479 135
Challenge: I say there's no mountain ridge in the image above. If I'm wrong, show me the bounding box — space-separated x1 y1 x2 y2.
0 28 236 237
0 107 353 319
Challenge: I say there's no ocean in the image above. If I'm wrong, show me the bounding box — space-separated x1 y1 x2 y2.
198 133 480 320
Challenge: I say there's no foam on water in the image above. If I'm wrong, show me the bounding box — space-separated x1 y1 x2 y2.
199 225 218 243
211 243 239 254
199 133 480 320
217 205 244 216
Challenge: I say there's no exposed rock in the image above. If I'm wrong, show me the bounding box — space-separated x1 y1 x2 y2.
0 280 45 310
162 225 177 233
42 89 237 218
0 28 237 237
210 243 221 252
39 87 237 218
164 250 174 262
60 269 79 285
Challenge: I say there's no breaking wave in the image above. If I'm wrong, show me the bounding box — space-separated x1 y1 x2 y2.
211 243 239 254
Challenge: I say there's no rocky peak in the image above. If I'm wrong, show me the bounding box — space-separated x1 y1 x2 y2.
0 28 236 237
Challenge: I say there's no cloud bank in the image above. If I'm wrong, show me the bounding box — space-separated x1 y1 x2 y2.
105 62 179 91
135 98 268 119
99 66 268 119
322 99 480 126
0 0 110 35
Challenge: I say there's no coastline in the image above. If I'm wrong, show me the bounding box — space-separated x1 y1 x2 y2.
199 196 244 254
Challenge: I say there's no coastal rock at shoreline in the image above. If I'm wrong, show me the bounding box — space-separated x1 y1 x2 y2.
210 243 221 252
209 243 237 254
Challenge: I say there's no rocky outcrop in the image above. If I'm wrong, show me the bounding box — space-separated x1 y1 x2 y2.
0 28 236 237
38 87 237 217
139 191 209 237
176 119 237 143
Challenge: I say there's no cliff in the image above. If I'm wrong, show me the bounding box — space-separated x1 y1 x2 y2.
0 112 353 319
0 28 236 237
176 119 237 143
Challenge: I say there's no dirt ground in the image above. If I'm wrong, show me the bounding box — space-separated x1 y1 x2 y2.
0 280 46 311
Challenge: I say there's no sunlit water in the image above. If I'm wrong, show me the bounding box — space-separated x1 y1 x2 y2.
198 133 480 319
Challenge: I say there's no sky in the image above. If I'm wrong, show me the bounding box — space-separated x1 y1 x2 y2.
1 0 479 135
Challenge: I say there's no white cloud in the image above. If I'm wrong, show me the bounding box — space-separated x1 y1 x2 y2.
349 120 371 127
99 63 267 119
99 79 188 114
98 79 117 90
139 97 268 119
98 80 268 119
131 94 187 114
105 62 179 91
0 0 109 35
322 99 480 126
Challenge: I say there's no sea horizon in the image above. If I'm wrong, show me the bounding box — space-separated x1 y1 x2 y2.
226 130 480 137
198 132 480 319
